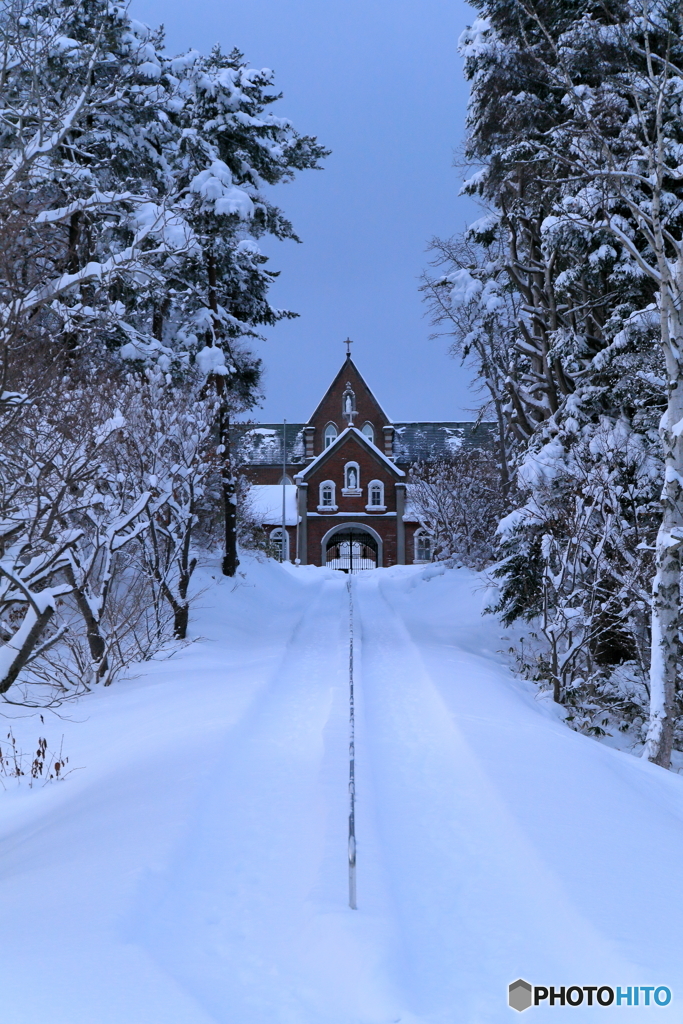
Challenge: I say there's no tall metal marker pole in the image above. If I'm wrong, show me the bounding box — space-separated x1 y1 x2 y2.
347 577 357 909
281 419 287 562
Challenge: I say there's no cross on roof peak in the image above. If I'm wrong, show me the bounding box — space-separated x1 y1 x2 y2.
344 337 353 357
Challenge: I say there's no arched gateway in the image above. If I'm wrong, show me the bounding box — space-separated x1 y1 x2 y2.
322 523 382 572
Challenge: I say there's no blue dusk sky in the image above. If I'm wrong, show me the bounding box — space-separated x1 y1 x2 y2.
129 0 481 423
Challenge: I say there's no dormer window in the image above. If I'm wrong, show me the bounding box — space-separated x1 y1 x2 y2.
324 423 338 448
342 461 362 495
361 422 375 444
366 480 386 511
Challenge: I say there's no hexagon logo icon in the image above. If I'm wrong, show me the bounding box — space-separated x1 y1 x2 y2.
509 979 533 1012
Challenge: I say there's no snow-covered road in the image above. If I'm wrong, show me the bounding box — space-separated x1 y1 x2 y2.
1 558 683 1023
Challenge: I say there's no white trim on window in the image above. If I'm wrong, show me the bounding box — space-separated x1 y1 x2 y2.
342 461 362 495
318 480 337 511
365 479 385 511
270 527 290 562
323 422 338 448
413 528 432 563
361 421 375 444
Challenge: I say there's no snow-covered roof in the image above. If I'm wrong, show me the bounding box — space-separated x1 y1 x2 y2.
233 424 307 467
295 427 405 480
247 485 298 526
233 419 496 468
392 421 497 464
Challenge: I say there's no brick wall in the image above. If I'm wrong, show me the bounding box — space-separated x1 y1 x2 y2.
302 432 403 565
308 358 390 456
305 435 398 514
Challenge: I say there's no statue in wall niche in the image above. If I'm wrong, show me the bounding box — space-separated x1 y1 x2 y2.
347 467 357 489
343 384 357 424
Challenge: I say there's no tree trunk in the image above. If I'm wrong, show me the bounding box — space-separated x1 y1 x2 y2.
63 565 108 676
173 603 189 640
643 297 683 768
0 603 55 694
220 403 239 577
172 558 196 639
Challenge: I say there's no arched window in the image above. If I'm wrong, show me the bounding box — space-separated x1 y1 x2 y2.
270 527 289 562
324 423 338 448
414 529 432 563
361 422 375 444
343 462 361 493
366 480 385 510
318 480 337 510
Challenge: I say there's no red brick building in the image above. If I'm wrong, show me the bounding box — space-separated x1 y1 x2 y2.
238 352 495 570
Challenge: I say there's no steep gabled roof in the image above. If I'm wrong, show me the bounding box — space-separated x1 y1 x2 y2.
307 356 391 427
294 426 405 480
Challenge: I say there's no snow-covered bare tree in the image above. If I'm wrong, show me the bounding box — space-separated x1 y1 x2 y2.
409 449 504 570
0 382 150 696
119 371 218 640
421 233 519 498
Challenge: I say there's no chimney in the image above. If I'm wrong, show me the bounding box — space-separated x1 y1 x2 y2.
383 425 394 459
303 425 316 459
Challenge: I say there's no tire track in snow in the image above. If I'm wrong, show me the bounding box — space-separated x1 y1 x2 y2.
347 577 357 910
134 575 407 1024
135 576 347 1018
353 573 645 1024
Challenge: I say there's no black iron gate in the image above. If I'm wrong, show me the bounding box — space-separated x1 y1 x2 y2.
325 530 378 573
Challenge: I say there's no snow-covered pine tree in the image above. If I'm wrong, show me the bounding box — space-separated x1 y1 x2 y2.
504 0 683 766
126 46 328 576
451 0 671 750
0 2 328 695
0 0 189 401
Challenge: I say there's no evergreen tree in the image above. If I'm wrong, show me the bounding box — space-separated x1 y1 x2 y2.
443 0 683 757
0 0 328 697
142 46 328 575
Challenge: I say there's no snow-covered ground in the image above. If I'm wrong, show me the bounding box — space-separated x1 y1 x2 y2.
1 556 682 1023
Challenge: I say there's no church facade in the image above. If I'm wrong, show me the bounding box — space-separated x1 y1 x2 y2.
237 351 495 570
